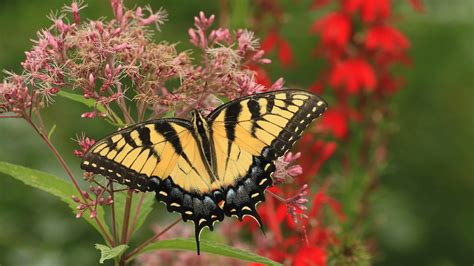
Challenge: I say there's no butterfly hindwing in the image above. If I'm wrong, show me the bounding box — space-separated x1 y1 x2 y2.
208 90 327 227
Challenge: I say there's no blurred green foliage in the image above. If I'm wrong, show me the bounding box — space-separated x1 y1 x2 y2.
0 0 472 265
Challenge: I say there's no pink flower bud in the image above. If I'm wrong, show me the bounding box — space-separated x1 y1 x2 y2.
81 111 96 119
270 78 285 91
76 211 83 219
105 64 112 78
71 2 81 25
49 87 60 94
81 190 90 199
90 210 97 219
112 43 130 52
112 27 121 37
287 165 303 177
105 196 114 205
135 7 143 17
73 150 83 157
72 195 81 203
96 21 103 33
88 73 95 87
140 14 159 26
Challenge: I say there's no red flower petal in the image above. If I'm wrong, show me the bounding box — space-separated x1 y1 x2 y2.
261 30 279 52
318 108 349 139
311 12 351 52
343 0 391 23
329 58 376 93
277 37 294 66
293 246 326 266
309 81 324 94
365 25 410 53
309 186 346 221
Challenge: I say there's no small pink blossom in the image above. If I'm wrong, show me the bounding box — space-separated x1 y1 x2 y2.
286 184 310 224
73 134 96 158
273 152 304 183
80 111 96 119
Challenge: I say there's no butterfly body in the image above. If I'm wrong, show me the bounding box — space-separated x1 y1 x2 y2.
81 90 327 253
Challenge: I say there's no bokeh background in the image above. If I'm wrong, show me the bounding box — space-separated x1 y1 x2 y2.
0 0 472 265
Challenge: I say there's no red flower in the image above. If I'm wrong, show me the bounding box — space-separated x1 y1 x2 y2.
317 108 349 139
310 189 346 221
365 25 410 54
311 12 351 57
261 30 279 52
277 37 293 66
261 30 294 67
343 0 390 23
329 58 376 93
309 81 324 94
298 135 337 180
378 73 403 94
293 247 326 266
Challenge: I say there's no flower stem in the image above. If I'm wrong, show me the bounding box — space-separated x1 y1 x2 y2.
267 190 287 202
115 83 134 125
126 192 147 242
25 118 114 246
121 189 134 244
110 181 119 245
123 217 182 262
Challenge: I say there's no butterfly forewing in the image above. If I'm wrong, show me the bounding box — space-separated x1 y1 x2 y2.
208 90 327 224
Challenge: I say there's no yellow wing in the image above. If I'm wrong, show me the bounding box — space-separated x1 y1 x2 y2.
81 119 219 192
207 89 327 223
81 119 224 252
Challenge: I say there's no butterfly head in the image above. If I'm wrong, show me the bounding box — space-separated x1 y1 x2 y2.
191 109 209 135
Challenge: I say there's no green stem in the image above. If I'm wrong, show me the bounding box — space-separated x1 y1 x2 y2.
121 189 134 244
110 181 119 245
123 218 182 262
115 83 134 125
126 192 147 242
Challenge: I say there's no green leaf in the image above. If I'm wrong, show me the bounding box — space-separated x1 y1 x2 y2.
132 238 282 266
57 90 124 126
0 161 112 242
57 90 107 112
95 244 128 264
114 191 155 237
